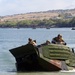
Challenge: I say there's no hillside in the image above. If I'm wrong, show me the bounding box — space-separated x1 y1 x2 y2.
0 8 75 28
0 8 75 22
0 12 59 22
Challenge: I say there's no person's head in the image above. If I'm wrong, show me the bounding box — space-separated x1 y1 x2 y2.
46 40 50 44
33 40 36 43
57 34 62 38
28 38 34 44
28 38 32 42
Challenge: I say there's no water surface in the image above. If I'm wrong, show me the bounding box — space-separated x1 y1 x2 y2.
0 28 75 75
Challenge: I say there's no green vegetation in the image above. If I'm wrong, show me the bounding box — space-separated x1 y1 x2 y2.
0 9 75 28
0 17 75 28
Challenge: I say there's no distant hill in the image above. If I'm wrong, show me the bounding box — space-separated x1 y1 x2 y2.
0 12 58 22
0 8 75 22
0 8 75 28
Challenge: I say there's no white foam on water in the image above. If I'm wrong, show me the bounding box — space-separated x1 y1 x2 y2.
60 69 75 72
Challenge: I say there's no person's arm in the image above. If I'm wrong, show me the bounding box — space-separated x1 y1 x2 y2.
61 38 67 45
52 38 57 44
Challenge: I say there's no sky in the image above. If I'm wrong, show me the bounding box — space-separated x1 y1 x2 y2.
0 0 75 16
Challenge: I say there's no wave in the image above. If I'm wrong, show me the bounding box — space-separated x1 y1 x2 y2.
60 69 75 72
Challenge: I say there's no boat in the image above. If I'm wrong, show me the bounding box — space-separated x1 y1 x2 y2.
72 27 75 30
9 44 75 72
46 27 50 29
32 27 36 29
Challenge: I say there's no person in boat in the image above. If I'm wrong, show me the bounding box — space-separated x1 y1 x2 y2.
51 34 66 45
28 38 33 44
28 38 39 55
41 40 51 46
28 38 37 46
33 40 37 46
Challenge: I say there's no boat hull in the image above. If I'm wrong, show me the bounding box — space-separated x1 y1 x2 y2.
9 44 68 71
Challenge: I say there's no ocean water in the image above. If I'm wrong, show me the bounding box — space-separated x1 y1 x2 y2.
0 28 75 75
